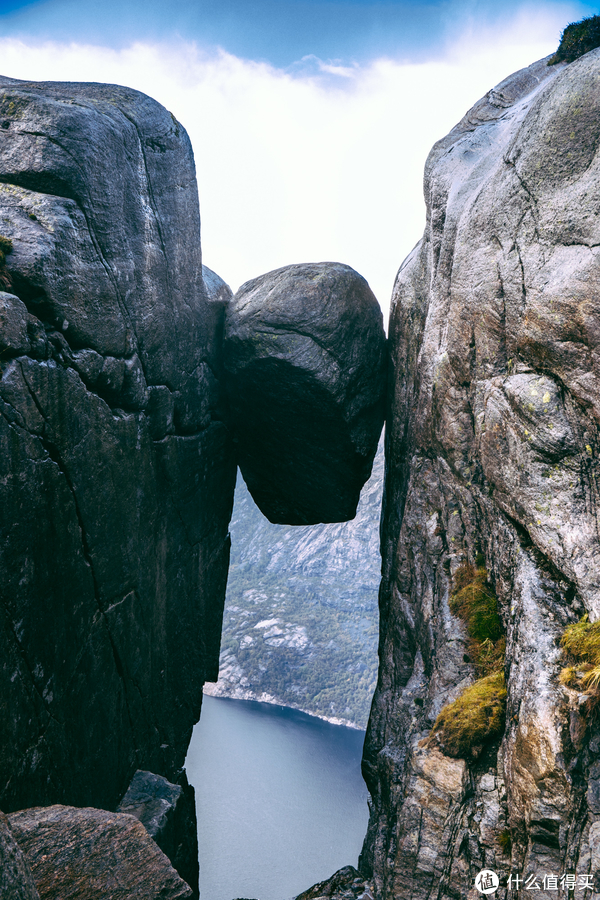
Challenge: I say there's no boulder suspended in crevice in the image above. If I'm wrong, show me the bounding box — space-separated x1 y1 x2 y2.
224 262 386 525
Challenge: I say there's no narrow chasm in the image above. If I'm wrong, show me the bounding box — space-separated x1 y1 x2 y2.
187 262 387 900
187 450 383 900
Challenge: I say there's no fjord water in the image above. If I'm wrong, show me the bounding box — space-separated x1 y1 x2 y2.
186 695 369 900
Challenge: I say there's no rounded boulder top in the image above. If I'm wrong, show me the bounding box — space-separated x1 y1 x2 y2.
224 261 387 525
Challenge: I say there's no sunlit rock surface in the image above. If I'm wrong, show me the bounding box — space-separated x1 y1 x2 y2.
360 50 600 899
8 805 193 899
224 262 386 524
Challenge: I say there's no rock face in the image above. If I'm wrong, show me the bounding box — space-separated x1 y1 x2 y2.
361 51 600 898
117 770 198 896
224 262 386 524
294 866 373 900
8 805 193 899
0 76 236 817
0 811 40 900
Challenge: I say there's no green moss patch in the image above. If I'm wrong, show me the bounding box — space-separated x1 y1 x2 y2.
425 560 507 760
450 563 505 676
498 828 512 855
548 15 600 65
428 671 507 759
559 615 600 694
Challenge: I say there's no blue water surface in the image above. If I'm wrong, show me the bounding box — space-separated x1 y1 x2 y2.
186 695 369 900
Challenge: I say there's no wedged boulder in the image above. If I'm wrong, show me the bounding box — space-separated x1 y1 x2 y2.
0 811 40 900
8 805 193 899
117 769 198 897
224 262 386 524
0 76 236 829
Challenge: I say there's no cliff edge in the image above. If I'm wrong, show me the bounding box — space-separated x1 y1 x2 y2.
0 76 237 815
361 49 600 899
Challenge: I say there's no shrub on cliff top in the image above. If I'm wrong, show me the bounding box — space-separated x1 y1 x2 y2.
548 15 600 65
427 671 507 759
559 615 600 694
450 563 505 676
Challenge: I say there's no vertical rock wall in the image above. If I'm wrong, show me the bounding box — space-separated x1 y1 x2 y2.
363 52 600 898
0 77 236 814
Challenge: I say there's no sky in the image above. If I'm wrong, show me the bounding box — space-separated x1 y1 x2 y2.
0 0 597 320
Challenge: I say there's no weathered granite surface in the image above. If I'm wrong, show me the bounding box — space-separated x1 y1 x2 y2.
117 769 198 896
360 50 600 899
294 866 374 900
9 805 193 899
0 77 236 819
0 811 40 900
224 262 386 524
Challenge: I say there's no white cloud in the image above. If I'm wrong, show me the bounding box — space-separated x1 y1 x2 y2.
0 6 578 320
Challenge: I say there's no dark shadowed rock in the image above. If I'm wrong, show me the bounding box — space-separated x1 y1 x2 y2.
224 262 386 525
0 76 236 836
9 805 193 899
0 811 40 900
117 770 198 897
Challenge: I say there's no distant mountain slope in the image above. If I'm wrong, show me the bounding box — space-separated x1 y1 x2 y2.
204 442 384 728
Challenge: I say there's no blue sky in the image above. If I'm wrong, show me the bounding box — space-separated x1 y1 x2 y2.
0 0 596 64
0 0 597 314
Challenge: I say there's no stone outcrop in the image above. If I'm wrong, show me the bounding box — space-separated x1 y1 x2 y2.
0 811 40 900
117 769 198 895
360 49 600 899
294 866 374 900
8 805 193 899
0 76 236 823
224 262 386 524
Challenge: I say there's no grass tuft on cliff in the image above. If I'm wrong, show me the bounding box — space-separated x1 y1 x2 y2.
450 563 505 676
426 560 507 759
548 15 600 65
427 671 507 759
559 615 600 694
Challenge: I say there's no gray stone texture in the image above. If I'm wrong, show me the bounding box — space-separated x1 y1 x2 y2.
8 805 193 899
0 76 236 820
0 811 40 900
117 769 198 897
361 50 600 899
224 262 386 524
294 866 374 900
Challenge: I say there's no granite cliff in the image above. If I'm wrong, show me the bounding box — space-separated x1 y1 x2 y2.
0 76 386 898
358 45 600 900
0 76 236 821
10 37 600 900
